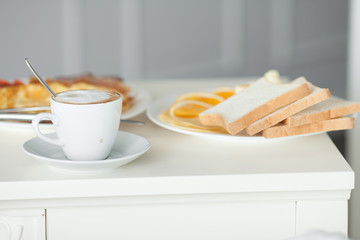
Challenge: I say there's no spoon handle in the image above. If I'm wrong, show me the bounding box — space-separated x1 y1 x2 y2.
25 58 57 98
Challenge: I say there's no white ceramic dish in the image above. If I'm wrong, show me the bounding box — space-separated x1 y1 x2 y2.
23 131 150 175
0 88 151 129
121 88 151 119
146 92 324 142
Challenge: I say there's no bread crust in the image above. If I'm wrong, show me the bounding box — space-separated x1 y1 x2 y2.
284 97 360 127
263 117 354 138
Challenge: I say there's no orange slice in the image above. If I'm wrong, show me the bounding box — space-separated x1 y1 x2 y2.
213 87 235 99
169 100 212 118
159 110 228 133
175 92 224 105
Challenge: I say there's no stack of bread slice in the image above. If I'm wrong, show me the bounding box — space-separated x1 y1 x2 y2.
199 72 360 138
262 98 359 138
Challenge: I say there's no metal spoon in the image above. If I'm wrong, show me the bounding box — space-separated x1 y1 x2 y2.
25 58 57 97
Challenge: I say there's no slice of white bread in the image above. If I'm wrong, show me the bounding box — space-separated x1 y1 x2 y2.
284 97 360 127
245 77 331 135
262 117 354 138
198 77 311 135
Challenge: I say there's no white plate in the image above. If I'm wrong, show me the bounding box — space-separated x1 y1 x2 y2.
23 131 150 175
0 88 151 129
122 88 151 119
146 92 323 142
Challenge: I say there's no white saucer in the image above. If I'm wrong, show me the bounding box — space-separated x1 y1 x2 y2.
23 131 150 175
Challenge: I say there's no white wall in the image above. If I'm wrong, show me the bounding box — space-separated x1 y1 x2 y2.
0 1 63 78
347 0 360 239
0 1 348 94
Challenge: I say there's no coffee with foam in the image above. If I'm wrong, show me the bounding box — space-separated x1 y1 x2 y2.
54 90 121 104
32 88 122 161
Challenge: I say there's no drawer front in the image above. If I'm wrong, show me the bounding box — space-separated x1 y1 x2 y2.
47 200 295 240
296 200 348 235
0 208 46 240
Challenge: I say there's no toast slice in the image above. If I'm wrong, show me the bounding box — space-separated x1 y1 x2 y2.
262 117 354 138
284 97 360 127
245 77 331 135
198 77 311 135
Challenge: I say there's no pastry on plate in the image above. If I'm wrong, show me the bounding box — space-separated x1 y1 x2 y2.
0 73 134 113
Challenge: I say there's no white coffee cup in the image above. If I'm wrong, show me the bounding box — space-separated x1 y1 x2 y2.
32 89 122 161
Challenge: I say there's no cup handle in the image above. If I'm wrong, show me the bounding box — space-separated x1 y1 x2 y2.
32 113 64 146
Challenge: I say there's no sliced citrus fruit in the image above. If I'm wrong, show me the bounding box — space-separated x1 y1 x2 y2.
213 87 235 99
159 110 228 133
175 92 224 105
169 100 212 118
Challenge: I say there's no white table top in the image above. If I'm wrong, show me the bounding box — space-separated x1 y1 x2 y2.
0 78 354 201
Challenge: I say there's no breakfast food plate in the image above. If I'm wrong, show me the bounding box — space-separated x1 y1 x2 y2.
146 92 326 142
23 131 150 175
0 85 151 129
